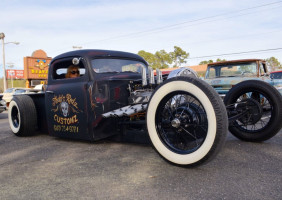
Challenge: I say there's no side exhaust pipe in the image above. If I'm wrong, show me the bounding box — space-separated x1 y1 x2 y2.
141 65 147 86
148 67 155 85
156 68 163 84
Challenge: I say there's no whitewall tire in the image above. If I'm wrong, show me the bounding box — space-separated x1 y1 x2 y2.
146 77 228 167
8 95 37 136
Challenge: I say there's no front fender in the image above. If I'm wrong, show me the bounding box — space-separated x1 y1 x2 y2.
26 93 48 132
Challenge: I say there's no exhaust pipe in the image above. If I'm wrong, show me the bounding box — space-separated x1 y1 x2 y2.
148 67 155 85
156 68 163 84
141 65 147 86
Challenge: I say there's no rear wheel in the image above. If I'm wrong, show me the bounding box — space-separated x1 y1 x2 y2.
146 77 228 167
8 95 37 136
224 80 282 142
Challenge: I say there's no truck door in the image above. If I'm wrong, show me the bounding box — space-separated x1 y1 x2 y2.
271 72 282 94
45 57 92 141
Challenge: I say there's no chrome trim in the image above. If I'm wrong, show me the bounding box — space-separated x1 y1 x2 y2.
148 67 155 85
141 65 147 86
156 68 163 84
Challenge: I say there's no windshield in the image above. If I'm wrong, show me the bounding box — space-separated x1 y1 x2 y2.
270 72 282 79
91 58 146 73
206 62 257 79
4 88 14 93
15 89 26 94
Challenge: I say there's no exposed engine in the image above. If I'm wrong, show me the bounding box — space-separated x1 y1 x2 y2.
102 67 198 118
128 89 153 105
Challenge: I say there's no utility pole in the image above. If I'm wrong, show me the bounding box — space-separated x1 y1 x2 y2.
0 33 7 91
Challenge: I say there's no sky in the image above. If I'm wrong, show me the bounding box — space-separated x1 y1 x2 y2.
1 0 282 77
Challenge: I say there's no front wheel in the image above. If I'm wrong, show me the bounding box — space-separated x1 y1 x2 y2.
146 77 228 167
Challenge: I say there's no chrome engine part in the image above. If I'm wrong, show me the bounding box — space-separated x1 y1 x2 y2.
128 89 153 104
156 68 163 84
104 67 199 118
167 67 198 79
148 67 155 85
141 66 163 86
102 104 147 118
141 65 147 86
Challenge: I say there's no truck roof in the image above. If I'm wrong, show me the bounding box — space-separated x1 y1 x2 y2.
207 59 265 66
51 49 147 64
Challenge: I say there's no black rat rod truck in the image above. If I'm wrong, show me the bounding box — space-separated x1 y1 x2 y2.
8 50 282 167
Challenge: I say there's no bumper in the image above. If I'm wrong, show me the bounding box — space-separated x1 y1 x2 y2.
213 89 228 99
0 99 7 113
0 106 6 113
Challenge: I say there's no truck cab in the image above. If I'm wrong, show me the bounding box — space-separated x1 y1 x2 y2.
10 50 148 141
204 59 272 96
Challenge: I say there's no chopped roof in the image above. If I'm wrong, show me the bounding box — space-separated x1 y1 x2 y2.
51 49 147 65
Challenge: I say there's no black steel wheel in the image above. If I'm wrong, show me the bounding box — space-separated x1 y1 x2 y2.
146 77 228 167
155 97 208 155
224 80 282 142
8 95 38 136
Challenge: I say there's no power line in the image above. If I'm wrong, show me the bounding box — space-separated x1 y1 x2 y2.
78 1 282 46
6 1 282 67
183 29 282 46
118 5 282 43
188 47 282 59
49 1 282 55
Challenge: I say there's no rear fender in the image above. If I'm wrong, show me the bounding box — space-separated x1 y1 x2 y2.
25 93 48 132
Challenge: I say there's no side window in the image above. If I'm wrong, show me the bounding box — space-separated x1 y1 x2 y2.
207 67 216 78
272 72 282 79
52 59 86 80
259 63 265 76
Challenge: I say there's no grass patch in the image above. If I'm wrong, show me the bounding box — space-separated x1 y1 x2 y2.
0 78 26 93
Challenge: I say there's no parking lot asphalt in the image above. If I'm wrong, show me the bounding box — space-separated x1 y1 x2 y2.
0 110 281 200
